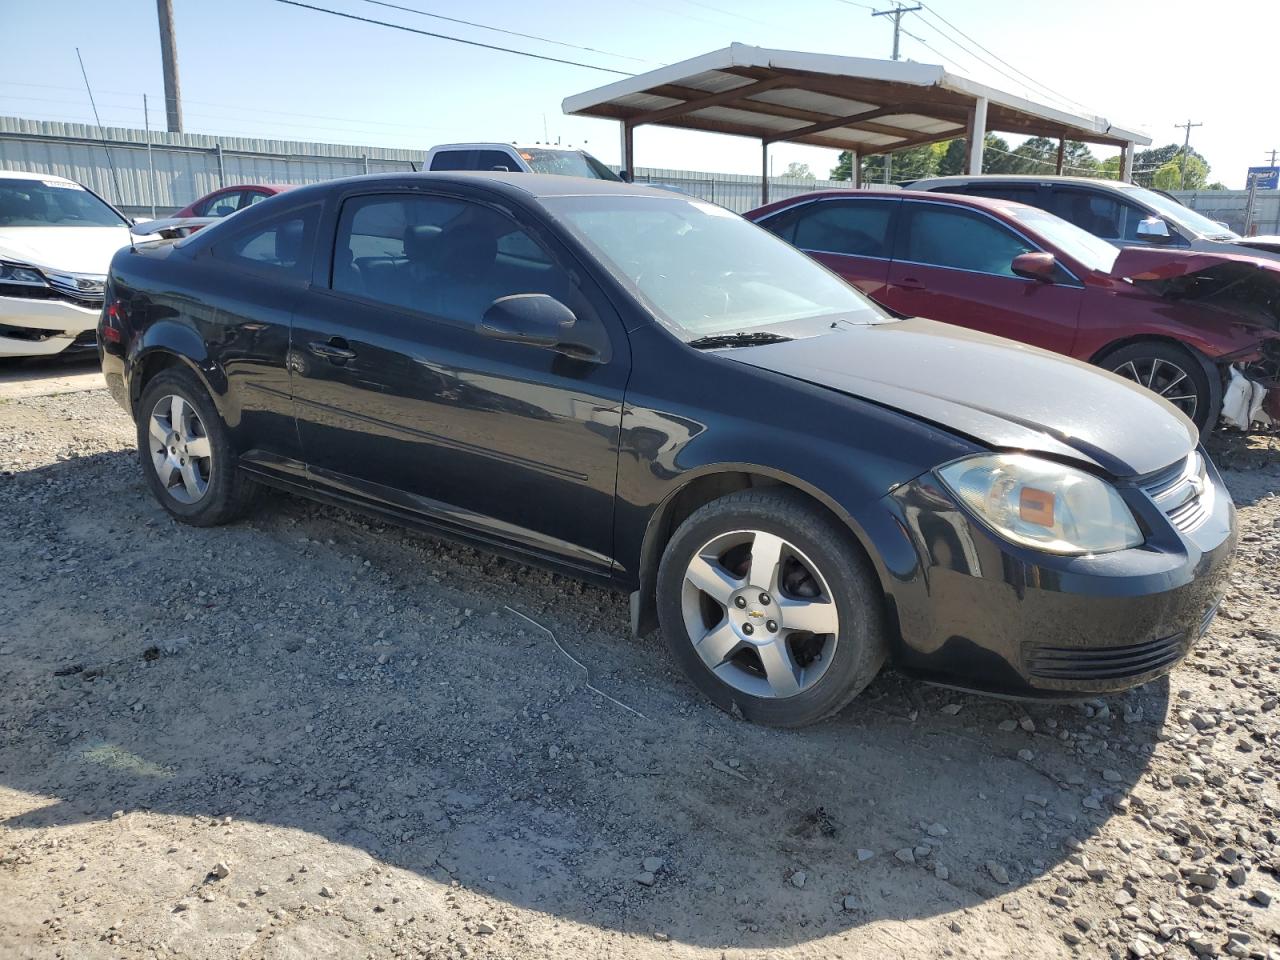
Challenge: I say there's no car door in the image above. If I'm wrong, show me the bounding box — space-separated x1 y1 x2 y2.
1046 187 1190 249
885 200 1083 356
288 186 630 577
761 197 897 301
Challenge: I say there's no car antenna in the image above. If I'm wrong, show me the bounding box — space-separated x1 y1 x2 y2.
75 47 132 251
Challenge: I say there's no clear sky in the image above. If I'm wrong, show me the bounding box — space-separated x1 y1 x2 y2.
1 0 1274 187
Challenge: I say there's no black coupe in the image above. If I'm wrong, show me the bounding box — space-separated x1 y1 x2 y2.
100 174 1234 726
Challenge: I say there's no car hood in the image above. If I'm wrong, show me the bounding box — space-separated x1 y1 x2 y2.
0 225 133 275
725 317 1196 478
1112 246 1280 281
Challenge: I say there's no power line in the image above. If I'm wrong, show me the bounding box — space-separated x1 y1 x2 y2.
898 26 971 74
353 0 652 63
915 3 1091 112
267 0 635 76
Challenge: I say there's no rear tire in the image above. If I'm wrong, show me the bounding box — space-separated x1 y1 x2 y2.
656 489 887 727
136 367 258 526
1098 340 1219 436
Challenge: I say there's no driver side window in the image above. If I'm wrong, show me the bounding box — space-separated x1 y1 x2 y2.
900 204 1034 277
330 193 586 331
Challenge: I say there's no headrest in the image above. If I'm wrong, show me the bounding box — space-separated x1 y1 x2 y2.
404 224 443 262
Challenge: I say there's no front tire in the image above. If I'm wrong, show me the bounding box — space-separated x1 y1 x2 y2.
136 367 258 526
1099 341 1219 436
656 489 887 727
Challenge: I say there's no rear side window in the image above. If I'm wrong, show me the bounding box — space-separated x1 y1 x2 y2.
953 184 1041 205
900 204 1033 277
428 150 471 171
211 206 318 279
789 201 895 258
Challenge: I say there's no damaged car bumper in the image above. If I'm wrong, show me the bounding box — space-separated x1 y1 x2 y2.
0 291 103 358
884 450 1236 699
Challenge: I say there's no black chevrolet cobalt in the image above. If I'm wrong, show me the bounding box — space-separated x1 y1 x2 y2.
100 174 1235 727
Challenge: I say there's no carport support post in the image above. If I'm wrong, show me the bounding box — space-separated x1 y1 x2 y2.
1055 137 1066 174
761 140 770 205
853 150 862 189
1121 143 1135 183
620 121 635 182
966 96 988 174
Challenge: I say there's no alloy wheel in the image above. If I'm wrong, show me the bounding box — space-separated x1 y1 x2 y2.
148 394 212 504
1111 357 1198 419
680 529 840 699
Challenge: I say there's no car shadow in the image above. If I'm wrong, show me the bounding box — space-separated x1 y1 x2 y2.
0 449 1174 949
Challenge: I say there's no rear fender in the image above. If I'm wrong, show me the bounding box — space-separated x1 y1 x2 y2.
129 323 228 420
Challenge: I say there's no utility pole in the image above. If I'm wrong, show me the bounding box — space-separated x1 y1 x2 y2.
1173 119 1202 189
1266 148 1279 168
871 2 923 61
871 3 921 186
155 0 183 132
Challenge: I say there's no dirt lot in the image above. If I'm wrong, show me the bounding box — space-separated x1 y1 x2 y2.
3 379 1280 960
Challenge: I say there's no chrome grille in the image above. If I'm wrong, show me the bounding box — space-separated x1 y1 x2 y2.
43 272 105 307
1141 452 1211 534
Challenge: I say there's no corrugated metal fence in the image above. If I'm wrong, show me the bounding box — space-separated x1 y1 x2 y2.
1169 190 1280 236
2 116 1275 227
622 167 851 212
0 116 849 216
0 117 421 216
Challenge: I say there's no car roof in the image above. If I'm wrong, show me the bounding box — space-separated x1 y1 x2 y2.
756 188 1030 215
913 174 1142 192
201 184 292 194
0 169 79 184
282 171 679 203
429 143 590 154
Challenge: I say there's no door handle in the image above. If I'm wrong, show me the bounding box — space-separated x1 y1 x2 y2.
897 276 924 289
307 338 357 362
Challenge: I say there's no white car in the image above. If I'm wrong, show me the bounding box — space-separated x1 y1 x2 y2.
424 142 623 180
0 170 136 358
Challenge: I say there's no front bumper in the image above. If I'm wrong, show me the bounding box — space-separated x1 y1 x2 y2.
883 454 1236 698
0 295 101 358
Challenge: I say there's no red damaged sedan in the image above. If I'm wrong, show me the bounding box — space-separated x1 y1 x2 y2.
747 190 1280 431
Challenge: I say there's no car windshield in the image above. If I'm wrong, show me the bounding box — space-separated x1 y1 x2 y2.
522 148 622 182
0 178 126 227
1005 205 1120 275
1118 183 1240 241
546 195 889 338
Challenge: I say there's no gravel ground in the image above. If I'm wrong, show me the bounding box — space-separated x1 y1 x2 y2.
3 387 1280 959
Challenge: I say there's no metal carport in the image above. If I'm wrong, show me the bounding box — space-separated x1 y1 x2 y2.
563 43 1150 203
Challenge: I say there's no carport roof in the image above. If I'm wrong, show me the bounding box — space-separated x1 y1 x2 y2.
562 43 1151 153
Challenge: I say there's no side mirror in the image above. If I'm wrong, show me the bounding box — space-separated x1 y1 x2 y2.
1135 216 1172 242
479 294 598 359
1011 251 1058 283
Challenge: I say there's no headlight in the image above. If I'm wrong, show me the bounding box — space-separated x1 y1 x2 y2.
0 260 47 287
937 453 1143 555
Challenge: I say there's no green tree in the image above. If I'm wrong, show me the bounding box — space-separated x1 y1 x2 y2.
1134 144 1209 188
1152 155 1209 191
781 161 814 180
937 138 967 176
830 144 939 183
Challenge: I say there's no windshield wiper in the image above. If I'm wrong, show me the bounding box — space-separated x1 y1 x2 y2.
686 331 794 350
